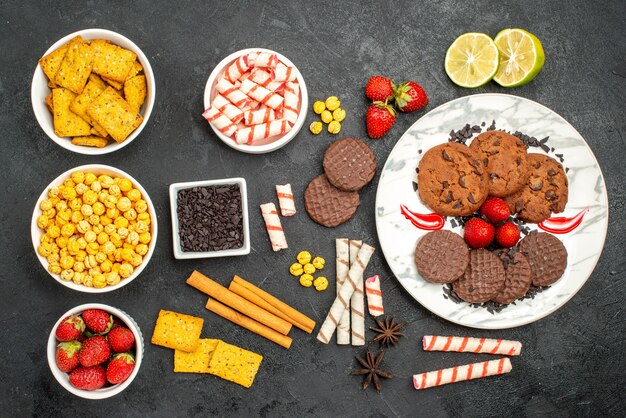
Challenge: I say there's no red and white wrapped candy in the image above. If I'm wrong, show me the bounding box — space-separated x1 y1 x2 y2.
275 184 296 216
223 55 252 83
202 107 237 137
244 107 276 126
283 82 300 126
260 203 288 251
216 78 250 109
413 358 512 390
250 69 284 91
422 336 522 356
240 79 284 110
365 275 384 316
254 52 278 69
235 119 291 145
212 94 244 123
271 63 297 82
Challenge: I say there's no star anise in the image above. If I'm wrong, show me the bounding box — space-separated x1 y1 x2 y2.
351 350 393 392
368 316 406 347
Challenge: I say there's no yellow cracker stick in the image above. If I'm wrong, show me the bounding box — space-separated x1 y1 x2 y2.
174 339 220 373
87 87 143 143
39 43 69 86
208 341 263 388
124 75 147 114
45 93 54 113
91 39 137 82
103 76 123 90
54 36 93 94
70 74 108 137
71 136 108 148
52 88 92 137
151 309 204 352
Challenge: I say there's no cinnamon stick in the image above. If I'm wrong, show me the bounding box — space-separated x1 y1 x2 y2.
228 281 296 327
186 271 292 335
206 298 292 349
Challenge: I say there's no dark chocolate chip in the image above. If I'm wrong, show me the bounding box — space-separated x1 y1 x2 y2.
442 150 452 161
453 201 462 209
442 181 450 189
467 193 476 204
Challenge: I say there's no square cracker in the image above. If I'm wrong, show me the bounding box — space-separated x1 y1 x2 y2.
87 86 143 143
151 310 203 352
70 74 108 137
103 76 123 90
39 43 69 86
124 75 147 114
126 60 143 80
71 136 108 148
52 88 92 137
54 36 93 94
174 339 220 373
91 39 137 82
45 93 54 113
207 341 263 388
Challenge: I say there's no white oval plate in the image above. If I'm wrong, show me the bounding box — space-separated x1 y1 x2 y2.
375 94 608 329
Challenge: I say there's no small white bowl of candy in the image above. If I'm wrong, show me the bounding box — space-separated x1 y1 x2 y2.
203 48 308 154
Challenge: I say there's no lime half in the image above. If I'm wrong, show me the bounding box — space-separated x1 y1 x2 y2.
493 28 545 87
444 32 500 88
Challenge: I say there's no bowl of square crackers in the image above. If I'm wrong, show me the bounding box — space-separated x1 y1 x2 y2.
31 29 155 155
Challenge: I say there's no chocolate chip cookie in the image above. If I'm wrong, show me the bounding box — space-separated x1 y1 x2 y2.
452 249 506 303
414 230 469 284
518 232 567 286
492 249 533 304
323 137 376 192
417 142 489 216
469 131 530 197
504 154 568 223
304 174 359 227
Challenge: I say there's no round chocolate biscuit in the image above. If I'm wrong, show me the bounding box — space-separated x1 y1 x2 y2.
304 174 359 227
414 230 469 284
469 131 530 197
492 250 533 304
417 142 489 216
504 154 568 223
452 249 506 303
323 137 376 191
518 232 567 286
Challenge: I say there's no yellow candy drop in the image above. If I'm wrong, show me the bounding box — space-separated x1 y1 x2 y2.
309 121 323 135
325 96 340 111
328 121 341 134
313 277 329 291
332 108 346 122
320 110 333 124
313 101 326 114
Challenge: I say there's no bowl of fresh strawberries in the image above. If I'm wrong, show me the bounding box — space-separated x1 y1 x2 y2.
47 303 144 399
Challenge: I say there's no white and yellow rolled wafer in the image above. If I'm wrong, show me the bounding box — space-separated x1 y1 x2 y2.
365 275 384 316
260 203 287 251
335 238 351 345
283 82 300 126
235 119 291 145
349 240 365 346
413 358 512 390
240 79 284 110
271 62 298 82
317 243 375 344
212 94 244 123
422 336 522 356
224 54 252 83
202 107 237 137
216 77 250 109
244 107 276 126
275 184 296 216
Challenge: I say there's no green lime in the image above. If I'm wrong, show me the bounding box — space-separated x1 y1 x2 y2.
444 32 500 88
493 28 545 87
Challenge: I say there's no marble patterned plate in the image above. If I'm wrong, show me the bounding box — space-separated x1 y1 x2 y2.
375 94 608 329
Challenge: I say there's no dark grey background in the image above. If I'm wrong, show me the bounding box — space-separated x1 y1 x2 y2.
1 0 624 416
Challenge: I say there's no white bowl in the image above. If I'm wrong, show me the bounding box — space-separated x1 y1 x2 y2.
47 303 144 399
203 48 308 154
31 164 158 293
169 178 250 259
31 28 156 155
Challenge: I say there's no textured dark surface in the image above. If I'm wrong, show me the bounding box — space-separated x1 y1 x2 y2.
1 0 625 416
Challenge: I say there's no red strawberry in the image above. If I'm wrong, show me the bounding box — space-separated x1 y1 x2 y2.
479 197 511 224
69 365 107 391
394 81 428 112
79 335 111 367
463 217 495 249
495 222 521 248
107 327 135 353
366 101 396 139
111 317 125 329
365 76 394 102
55 340 82 373
55 315 85 342
106 353 136 385
82 309 113 334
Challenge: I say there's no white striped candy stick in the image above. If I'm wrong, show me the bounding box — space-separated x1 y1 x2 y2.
283 82 300 126
239 78 284 110
216 77 250 109
212 94 244 123
335 238 351 345
275 184 296 216
251 69 284 91
317 243 375 344
224 54 252 83
235 119 291 145
365 275 384 316
202 107 237 137
349 240 365 346
259 203 287 251
422 336 522 356
271 62 298 82
254 52 278 69
413 358 512 390
244 107 276 126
